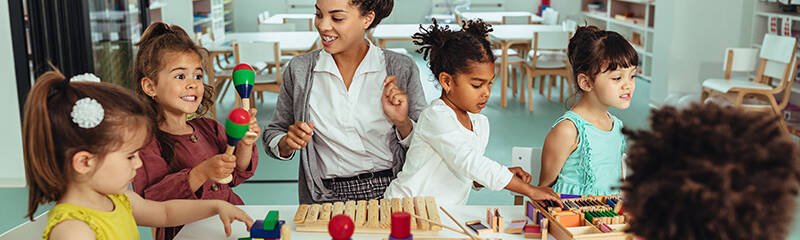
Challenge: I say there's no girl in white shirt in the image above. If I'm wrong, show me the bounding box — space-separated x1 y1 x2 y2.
384 20 561 205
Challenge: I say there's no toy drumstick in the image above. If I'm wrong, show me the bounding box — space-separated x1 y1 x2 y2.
217 108 250 184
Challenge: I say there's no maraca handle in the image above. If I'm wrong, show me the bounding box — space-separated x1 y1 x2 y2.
214 145 236 184
242 98 250 110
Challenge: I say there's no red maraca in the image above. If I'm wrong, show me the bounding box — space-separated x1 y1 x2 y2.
216 108 250 184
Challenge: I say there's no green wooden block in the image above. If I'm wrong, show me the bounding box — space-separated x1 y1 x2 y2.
264 210 279 230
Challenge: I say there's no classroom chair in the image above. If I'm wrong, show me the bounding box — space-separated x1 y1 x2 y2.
502 15 532 24
510 146 542 205
0 213 47 240
701 34 798 134
235 41 284 107
256 11 270 25
542 8 559 25
524 31 573 112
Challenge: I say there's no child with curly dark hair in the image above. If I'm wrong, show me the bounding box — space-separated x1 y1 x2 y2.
384 20 560 205
621 103 800 240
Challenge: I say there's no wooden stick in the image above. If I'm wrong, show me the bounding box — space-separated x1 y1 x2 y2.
408 213 470 237
440 207 479 240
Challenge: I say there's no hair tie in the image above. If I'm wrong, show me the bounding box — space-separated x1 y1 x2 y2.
71 97 105 129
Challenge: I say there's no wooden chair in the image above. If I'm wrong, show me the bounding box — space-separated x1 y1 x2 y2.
542 8 559 25
701 34 799 134
197 33 234 107
524 31 572 112
493 48 525 98
235 41 283 107
256 11 270 25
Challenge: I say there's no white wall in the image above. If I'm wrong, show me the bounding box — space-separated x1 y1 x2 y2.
161 0 195 37
232 0 540 32
650 0 750 105
0 0 25 187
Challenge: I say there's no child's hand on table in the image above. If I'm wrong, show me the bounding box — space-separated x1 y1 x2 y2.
527 186 562 207
215 201 254 237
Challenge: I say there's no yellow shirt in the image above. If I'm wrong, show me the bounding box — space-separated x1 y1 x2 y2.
43 194 139 240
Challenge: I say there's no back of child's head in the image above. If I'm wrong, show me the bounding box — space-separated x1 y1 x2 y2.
621 103 800 240
413 19 495 81
23 69 152 220
133 22 213 118
567 25 638 94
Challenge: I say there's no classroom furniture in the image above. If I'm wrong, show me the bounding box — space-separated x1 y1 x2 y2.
256 11 270 25
489 24 563 107
510 146 543 205
524 31 573 112
576 0 656 82
174 205 559 239
262 14 315 31
258 23 297 32
0 213 47 240
701 34 799 134
371 24 461 48
541 8 558 25
458 11 543 24
235 41 284 107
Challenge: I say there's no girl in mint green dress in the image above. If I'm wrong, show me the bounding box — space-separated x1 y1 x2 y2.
539 26 638 196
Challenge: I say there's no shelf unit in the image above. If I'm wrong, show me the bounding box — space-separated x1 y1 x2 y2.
224 0 234 32
193 0 225 36
751 1 800 106
579 0 656 82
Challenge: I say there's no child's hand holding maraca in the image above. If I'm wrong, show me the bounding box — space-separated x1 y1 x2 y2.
239 108 261 146
192 154 237 182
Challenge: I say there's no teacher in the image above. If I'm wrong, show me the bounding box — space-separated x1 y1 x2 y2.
262 0 426 204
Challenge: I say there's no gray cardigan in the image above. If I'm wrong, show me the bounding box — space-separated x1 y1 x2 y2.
261 49 426 204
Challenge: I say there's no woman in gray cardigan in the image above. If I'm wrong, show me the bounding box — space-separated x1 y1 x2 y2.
261 0 426 204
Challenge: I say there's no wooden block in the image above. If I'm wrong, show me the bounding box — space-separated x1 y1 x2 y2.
294 204 309 224
344 201 356 220
554 211 581 228
402 197 417 229
505 219 527 234
264 210 279 230
379 198 391 228
318 203 332 223
540 219 548 240
495 209 504 233
332 201 345 216
305 204 321 224
523 224 542 238
424 197 442 231
367 200 380 228
355 200 367 226
486 208 494 232
465 220 491 236
413 197 429 230
391 198 402 213
280 222 291 240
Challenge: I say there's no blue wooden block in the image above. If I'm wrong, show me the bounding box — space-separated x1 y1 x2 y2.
251 220 284 239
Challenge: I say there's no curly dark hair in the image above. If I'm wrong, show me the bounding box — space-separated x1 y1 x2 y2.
621 103 800 240
349 0 393 29
413 19 495 81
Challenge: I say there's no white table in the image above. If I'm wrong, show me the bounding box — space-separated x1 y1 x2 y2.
372 24 461 48
175 205 557 240
489 24 564 108
264 13 316 30
459 11 543 24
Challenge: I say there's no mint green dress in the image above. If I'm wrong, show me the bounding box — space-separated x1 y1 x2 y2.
551 111 626 195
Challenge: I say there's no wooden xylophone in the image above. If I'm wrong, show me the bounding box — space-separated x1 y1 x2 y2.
293 196 443 235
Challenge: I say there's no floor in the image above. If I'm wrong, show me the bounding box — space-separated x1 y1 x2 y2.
3 52 800 240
